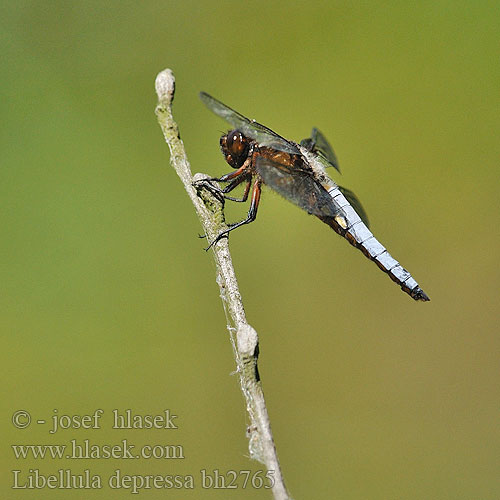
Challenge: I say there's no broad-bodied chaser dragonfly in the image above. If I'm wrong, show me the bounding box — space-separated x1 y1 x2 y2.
198 92 429 302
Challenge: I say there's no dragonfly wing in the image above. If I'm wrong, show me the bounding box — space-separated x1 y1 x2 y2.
200 92 300 154
300 127 341 173
338 185 370 228
255 157 341 218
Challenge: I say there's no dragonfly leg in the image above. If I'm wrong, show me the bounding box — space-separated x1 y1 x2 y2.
205 180 261 251
193 164 251 201
194 175 251 213
222 176 252 202
210 163 249 183
193 178 226 204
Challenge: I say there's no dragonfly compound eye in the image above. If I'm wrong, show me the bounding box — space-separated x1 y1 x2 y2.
222 130 249 168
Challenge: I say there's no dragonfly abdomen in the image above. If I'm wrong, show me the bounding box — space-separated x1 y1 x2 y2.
321 188 430 301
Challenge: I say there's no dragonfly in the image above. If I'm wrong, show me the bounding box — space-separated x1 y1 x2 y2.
198 92 429 302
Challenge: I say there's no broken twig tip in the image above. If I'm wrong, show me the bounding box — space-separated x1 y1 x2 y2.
155 68 175 104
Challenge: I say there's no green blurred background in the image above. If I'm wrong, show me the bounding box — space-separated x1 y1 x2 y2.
2 1 499 498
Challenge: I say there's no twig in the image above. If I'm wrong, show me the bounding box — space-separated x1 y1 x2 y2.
155 69 291 500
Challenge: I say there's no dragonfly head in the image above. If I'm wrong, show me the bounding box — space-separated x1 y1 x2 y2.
220 130 250 168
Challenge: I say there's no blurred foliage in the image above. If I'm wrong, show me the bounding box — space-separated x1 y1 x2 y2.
1 1 499 498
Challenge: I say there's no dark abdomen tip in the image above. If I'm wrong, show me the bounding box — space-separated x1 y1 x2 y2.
410 287 430 302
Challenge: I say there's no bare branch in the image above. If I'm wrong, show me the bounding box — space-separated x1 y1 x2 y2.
155 69 291 500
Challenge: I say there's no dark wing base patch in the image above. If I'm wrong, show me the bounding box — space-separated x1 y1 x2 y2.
255 157 341 218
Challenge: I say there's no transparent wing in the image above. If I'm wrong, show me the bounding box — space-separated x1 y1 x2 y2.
200 92 300 154
338 185 370 228
254 157 341 218
311 128 340 171
300 127 340 173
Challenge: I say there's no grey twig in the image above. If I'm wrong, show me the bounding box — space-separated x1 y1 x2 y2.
154 69 290 500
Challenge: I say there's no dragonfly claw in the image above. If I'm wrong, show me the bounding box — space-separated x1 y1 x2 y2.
204 232 228 251
192 178 226 204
